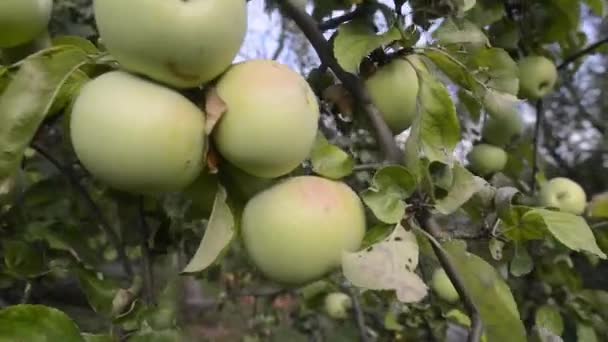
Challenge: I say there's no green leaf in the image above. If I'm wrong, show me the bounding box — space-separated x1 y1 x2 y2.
466 0 505 27
2 240 46 278
126 330 182 342
444 241 527 342
482 89 521 120
334 21 402 73
510 243 533 277
182 185 235 273
342 223 428 302
53 36 100 54
469 48 519 95
0 46 89 179
577 323 598 342
584 0 605 16
522 209 607 259
587 192 608 218
458 89 482 122
434 19 488 47
405 71 461 166
435 164 487 214
82 334 115 342
0 305 84 342
310 134 354 179
535 305 564 336
76 268 119 317
361 166 416 223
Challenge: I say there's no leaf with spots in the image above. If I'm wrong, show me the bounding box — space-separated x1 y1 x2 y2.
182 186 235 273
342 223 428 303
361 166 416 224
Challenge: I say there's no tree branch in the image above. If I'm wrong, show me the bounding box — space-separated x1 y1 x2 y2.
558 37 608 70
342 285 371 342
318 7 364 31
138 196 154 305
531 100 543 194
279 0 402 164
31 143 134 281
413 214 483 342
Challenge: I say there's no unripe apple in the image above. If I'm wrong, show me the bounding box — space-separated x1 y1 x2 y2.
539 177 587 215
482 114 524 147
324 292 352 319
365 58 419 134
213 60 320 178
467 144 508 176
0 0 52 48
70 71 206 194
431 268 459 303
517 56 558 100
241 176 366 284
93 0 247 88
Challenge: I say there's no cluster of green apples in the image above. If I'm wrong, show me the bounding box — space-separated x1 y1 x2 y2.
468 55 558 177
63 1 368 285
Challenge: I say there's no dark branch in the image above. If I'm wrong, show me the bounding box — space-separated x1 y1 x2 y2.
279 0 402 164
558 37 608 70
414 214 483 342
31 143 134 281
530 100 543 194
318 8 363 31
343 285 371 342
138 196 154 305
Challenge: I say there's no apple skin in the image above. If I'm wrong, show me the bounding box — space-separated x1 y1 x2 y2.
517 56 558 100
213 60 320 178
482 114 524 147
324 292 352 319
93 0 247 88
0 0 52 48
70 71 206 194
431 268 459 303
365 58 419 134
241 176 366 285
539 177 587 215
467 144 508 176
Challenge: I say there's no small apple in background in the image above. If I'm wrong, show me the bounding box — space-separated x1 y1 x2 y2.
213 59 320 179
324 292 352 319
93 0 247 88
482 113 525 147
431 268 460 303
69 71 206 195
365 57 420 135
467 144 508 176
517 56 558 100
241 176 366 285
539 177 587 215
0 0 52 48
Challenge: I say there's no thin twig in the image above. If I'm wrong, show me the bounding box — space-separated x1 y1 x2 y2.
31 143 134 280
138 196 154 305
343 285 371 342
353 163 386 172
412 215 483 342
558 37 608 70
20 282 32 304
280 0 402 163
530 100 543 194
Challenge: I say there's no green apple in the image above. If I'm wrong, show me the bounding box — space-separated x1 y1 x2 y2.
70 71 206 194
517 56 558 100
0 0 52 48
539 177 587 215
482 113 524 147
324 292 352 319
213 60 319 178
431 268 459 303
467 144 508 176
241 176 366 284
93 0 247 88
365 58 419 134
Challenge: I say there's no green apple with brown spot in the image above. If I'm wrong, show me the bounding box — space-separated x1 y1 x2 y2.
93 0 247 88
0 0 52 48
213 59 320 178
539 177 587 215
70 71 206 194
241 176 366 284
